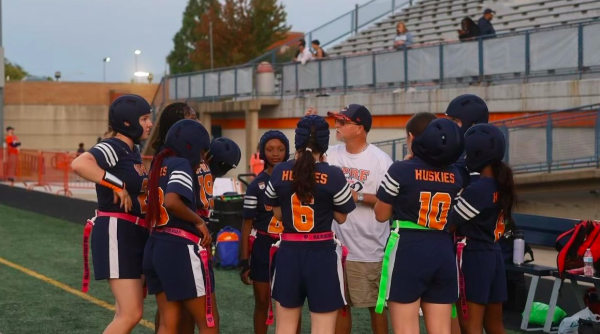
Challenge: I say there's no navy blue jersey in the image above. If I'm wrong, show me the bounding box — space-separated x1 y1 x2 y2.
264 160 355 233
243 171 283 233
195 162 213 219
154 156 199 236
376 157 462 231
449 177 505 249
89 138 148 218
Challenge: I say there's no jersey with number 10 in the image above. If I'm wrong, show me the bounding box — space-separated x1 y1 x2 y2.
264 160 356 233
376 157 462 231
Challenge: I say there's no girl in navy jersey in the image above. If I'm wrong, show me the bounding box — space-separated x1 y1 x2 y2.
71 94 152 333
240 130 290 334
143 119 218 333
149 102 197 334
374 114 464 334
448 123 514 334
264 115 355 334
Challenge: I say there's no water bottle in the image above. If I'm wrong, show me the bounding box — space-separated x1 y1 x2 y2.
584 248 594 277
513 230 525 265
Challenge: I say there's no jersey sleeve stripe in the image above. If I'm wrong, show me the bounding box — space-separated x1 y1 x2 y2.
245 195 257 200
244 199 258 205
458 197 479 215
454 205 472 221
333 184 350 200
384 173 400 188
171 171 193 184
169 174 193 189
96 143 118 166
381 177 400 196
95 143 118 167
334 189 353 206
265 182 277 199
455 201 477 219
168 179 194 193
243 205 257 209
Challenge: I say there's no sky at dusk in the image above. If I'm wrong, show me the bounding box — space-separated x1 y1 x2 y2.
4 0 366 83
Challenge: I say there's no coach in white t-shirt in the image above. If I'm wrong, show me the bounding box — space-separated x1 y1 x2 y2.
325 104 393 334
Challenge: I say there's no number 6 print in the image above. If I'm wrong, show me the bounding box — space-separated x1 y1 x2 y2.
291 193 315 232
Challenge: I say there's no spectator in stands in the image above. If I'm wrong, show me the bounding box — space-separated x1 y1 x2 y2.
4 126 20 182
393 22 414 50
293 38 314 65
311 40 328 59
458 17 480 41
478 9 497 38
77 143 85 157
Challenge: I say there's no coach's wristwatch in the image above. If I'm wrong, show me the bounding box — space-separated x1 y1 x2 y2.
357 193 364 204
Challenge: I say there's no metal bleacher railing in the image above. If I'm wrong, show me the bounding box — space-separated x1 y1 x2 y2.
371 104 600 174
154 18 600 106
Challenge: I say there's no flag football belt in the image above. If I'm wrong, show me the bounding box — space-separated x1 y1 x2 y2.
376 220 459 318
248 228 280 257
455 236 468 320
81 211 147 294
266 232 349 326
154 227 215 328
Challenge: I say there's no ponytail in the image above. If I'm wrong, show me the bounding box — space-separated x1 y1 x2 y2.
292 148 317 204
492 160 517 232
146 148 176 230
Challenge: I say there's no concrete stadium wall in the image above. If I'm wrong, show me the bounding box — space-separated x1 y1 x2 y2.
4 82 158 151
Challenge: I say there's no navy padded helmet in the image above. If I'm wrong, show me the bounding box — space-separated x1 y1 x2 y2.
464 124 506 173
165 119 210 167
295 115 330 153
109 94 152 143
412 118 465 167
259 130 290 163
207 137 241 177
445 94 489 134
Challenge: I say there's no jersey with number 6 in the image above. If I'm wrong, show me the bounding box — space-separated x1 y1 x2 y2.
448 177 505 249
376 157 462 231
242 171 283 234
264 160 356 233
195 162 213 219
153 156 199 236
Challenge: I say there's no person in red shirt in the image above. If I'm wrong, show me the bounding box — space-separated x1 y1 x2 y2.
5 126 21 181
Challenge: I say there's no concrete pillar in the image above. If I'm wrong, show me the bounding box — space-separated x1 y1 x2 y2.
245 107 260 171
201 112 212 138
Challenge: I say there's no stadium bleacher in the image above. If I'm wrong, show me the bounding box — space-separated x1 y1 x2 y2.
330 0 600 56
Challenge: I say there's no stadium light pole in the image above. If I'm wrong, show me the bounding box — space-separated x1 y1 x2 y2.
134 50 141 82
209 21 214 70
0 0 4 138
103 57 110 83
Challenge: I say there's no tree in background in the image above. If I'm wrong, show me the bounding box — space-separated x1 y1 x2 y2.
5 59 29 81
167 0 214 74
173 0 289 71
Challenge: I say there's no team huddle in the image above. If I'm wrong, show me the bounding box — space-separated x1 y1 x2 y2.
72 93 515 334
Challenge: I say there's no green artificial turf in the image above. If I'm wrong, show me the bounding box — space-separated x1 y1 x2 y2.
0 204 526 333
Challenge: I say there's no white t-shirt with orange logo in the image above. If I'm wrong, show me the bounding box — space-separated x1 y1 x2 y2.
327 144 393 262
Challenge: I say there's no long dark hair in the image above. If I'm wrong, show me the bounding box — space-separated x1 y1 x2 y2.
292 126 322 204
151 103 195 153
146 148 176 229
492 160 517 232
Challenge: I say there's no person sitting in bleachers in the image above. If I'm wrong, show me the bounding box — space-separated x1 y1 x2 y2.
458 17 480 42
393 22 414 50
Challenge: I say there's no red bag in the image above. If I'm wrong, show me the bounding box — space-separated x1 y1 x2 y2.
556 220 600 277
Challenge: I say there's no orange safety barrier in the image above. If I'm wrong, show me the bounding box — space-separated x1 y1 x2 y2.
1 150 154 197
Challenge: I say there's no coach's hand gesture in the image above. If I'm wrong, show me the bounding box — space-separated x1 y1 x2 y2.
305 107 318 116
113 189 132 212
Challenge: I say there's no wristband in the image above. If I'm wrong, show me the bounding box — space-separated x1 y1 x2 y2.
100 171 125 192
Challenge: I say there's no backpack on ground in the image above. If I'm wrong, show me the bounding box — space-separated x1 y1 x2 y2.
556 220 600 277
215 226 241 269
